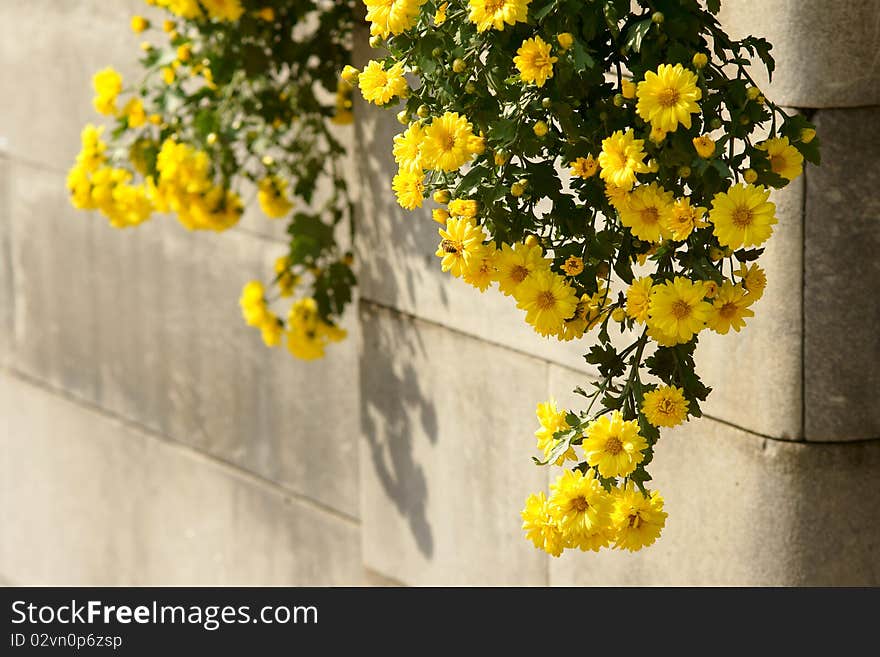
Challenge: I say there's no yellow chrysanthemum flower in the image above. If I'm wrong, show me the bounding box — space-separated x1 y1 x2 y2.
737 263 767 299
364 0 427 38
462 242 498 292
521 492 565 557
494 241 549 296
239 280 269 327
448 198 479 218
636 63 702 133
535 399 576 465
709 184 777 250
257 176 294 218
121 98 147 128
693 135 716 159
201 0 245 22
604 182 630 210
549 469 612 552
641 385 689 428
285 298 347 361
514 36 557 88
392 122 425 173
515 270 579 338
618 183 674 243
569 155 599 179
707 281 755 334
130 16 149 33
648 277 712 343
758 137 804 181
626 276 653 323
610 483 667 552
468 0 531 32
561 255 584 277
392 169 425 210
582 410 647 479
358 60 408 106
434 2 448 25
260 318 283 348
559 291 608 342
92 67 123 116
421 112 478 172
664 197 706 241
435 217 486 278
598 129 650 191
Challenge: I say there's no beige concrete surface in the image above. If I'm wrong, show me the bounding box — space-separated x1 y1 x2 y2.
7 161 360 517
718 1 880 108
359 302 549 585
0 371 361 586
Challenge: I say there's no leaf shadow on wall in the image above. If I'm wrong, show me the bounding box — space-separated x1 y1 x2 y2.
360 303 437 558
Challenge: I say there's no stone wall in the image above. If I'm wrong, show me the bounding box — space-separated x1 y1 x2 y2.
1 2 877 586
0 1 361 586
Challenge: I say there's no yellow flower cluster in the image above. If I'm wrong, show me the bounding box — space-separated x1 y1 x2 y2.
152 139 243 231
239 281 346 359
67 125 154 228
522 470 667 556
384 111 484 210
623 262 765 346
257 176 294 219
69 124 242 232
239 281 284 348
431 217 614 341
92 67 123 116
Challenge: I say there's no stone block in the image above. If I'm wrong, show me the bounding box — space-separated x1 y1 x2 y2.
804 108 880 441
718 1 880 108
9 162 360 516
359 302 550 585
0 0 152 169
0 372 361 586
548 364 880 585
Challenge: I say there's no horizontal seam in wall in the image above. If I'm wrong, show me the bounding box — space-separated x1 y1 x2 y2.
360 297 593 369
2 366 360 527
361 299 880 446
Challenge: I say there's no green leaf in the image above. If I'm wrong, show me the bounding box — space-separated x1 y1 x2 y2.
623 19 652 54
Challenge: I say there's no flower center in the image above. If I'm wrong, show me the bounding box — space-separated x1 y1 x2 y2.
605 436 623 455
640 207 660 225
720 302 738 319
671 299 692 319
534 53 552 69
572 496 589 512
732 205 754 228
628 513 643 529
658 399 676 415
510 264 530 283
658 87 681 107
486 0 505 12
441 238 461 254
770 154 786 174
536 290 557 310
